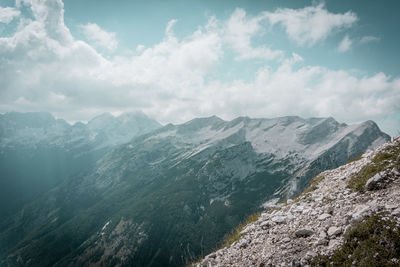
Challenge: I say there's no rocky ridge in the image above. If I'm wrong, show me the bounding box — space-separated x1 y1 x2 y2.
199 137 400 267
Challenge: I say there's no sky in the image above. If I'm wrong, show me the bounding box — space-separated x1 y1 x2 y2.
0 0 399 136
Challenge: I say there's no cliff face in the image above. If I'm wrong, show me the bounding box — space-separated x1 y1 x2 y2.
199 137 400 267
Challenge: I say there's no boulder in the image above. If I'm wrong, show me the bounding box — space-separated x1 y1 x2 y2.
318 213 331 221
239 238 250 249
327 226 342 237
392 208 400 217
271 216 286 224
207 252 216 259
316 238 329 246
294 229 314 238
365 171 386 190
328 239 341 250
304 251 317 261
351 205 371 223
385 204 398 210
260 221 271 230
319 231 328 239
325 206 334 215
291 258 301 267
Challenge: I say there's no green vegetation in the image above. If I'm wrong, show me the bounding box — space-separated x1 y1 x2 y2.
311 213 400 267
220 212 260 249
347 142 400 192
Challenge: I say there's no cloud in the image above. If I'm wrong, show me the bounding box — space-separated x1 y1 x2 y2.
165 19 178 38
0 1 222 121
0 6 20 23
214 55 399 121
359 35 380 45
202 57 400 136
223 8 283 60
136 44 145 52
0 0 399 136
80 23 118 51
337 35 352 52
264 4 358 46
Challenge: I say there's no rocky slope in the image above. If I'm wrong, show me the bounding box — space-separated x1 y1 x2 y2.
199 137 400 267
0 115 390 267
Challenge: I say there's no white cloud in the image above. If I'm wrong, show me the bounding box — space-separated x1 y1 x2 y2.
205 58 400 135
338 35 352 52
80 23 118 51
0 6 20 23
0 0 399 136
359 35 380 44
165 19 178 38
223 8 283 60
264 4 358 46
136 44 145 52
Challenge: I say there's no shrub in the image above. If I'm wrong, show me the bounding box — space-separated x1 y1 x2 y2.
311 213 400 267
348 142 400 192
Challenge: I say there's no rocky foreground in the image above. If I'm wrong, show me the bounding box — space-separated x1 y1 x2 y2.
199 137 400 266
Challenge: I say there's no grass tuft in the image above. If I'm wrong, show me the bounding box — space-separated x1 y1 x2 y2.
347 142 400 193
311 213 400 267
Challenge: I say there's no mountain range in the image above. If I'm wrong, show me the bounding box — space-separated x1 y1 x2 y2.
0 111 161 218
0 112 390 266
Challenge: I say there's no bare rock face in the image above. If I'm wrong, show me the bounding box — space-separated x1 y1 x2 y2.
198 138 400 267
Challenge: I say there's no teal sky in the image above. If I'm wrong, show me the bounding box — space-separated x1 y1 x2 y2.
61 0 400 77
0 0 399 135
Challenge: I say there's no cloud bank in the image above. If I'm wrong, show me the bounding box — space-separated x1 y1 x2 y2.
263 4 358 46
0 1 399 135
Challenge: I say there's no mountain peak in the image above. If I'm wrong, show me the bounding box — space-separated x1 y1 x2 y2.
188 115 224 123
1 111 56 128
118 110 147 119
178 115 225 132
117 112 161 127
88 112 113 123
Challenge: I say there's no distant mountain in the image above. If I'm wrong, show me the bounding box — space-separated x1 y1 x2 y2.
0 115 389 266
87 112 162 147
0 111 161 217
